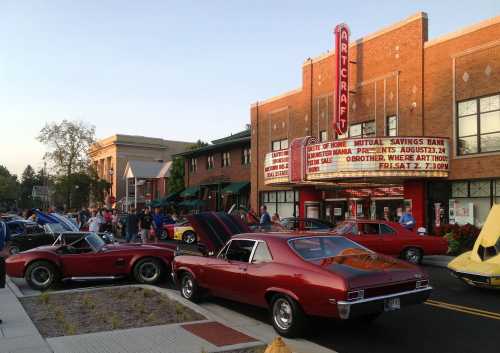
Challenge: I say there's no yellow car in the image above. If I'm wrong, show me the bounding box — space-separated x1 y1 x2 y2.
163 221 197 244
448 204 500 289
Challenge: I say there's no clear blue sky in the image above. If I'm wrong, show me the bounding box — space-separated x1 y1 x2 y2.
1 0 499 176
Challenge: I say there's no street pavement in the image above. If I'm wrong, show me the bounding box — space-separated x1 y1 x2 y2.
7 262 500 353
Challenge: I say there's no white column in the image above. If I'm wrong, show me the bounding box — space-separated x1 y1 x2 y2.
125 177 129 211
134 177 138 210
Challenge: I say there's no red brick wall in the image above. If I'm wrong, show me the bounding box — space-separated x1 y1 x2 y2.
185 144 251 188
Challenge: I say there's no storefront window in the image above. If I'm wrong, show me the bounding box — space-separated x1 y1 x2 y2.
457 93 500 155
496 180 500 204
452 181 468 197
469 180 490 197
451 180 495 227
262 190 298 218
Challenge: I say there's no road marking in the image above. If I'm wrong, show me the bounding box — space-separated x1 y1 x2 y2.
425 299 500 320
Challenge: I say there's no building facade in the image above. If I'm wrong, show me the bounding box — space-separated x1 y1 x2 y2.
251 12 500 230
90 134 192 207
180 129 251 212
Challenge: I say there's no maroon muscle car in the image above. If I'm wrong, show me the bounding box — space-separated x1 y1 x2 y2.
6 232 174 290
173 231 432 337
331 220 448 264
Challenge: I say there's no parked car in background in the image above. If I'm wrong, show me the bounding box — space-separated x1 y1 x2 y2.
173 215 432 337
281 217 335 231
448 204 500 289
162 220 197 244
331 220 448 264
7 220 54 255
6 232 174 290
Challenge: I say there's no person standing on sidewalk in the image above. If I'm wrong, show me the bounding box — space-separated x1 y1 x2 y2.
125 207 139 243
0 219 11 324
138 207 154 243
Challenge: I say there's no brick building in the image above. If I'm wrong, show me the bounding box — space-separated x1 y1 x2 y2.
251 12 500 230
180 129 251 211
90 134 192 209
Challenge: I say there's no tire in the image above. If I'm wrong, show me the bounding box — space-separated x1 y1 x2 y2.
9 245 20 255
402 247 422 264
25 260 59 291
179 272 200 302
182 231 197 244
270 295 306 338
133 258 163 285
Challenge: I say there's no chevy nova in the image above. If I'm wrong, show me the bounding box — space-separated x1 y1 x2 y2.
173 230 432 337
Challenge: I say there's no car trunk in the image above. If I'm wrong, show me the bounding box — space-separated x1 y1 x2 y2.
312 252 423 295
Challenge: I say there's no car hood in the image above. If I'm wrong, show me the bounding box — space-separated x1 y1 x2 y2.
186 212 250 251
311 250 424 288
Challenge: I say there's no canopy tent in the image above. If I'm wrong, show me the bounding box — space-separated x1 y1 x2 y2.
150 192 181 208
178 199 206 209
222 181 250 194
180 186 199 198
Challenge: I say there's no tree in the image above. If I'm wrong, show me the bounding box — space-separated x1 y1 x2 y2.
37 120 96 176
188 140 209 150
0 165 20 211
168 157 185 194
19 165 36 209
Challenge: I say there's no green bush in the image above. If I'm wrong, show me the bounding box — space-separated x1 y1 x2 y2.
435 223 481 255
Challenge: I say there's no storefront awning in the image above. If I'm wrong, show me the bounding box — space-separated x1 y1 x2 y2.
180 186 199 197
222 181 250 194
178 199 205 208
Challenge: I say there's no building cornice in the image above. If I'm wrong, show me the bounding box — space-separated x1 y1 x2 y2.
251 88 302 108
425 15 500 48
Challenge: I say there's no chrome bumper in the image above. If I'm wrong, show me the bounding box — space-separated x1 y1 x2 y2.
333 286 432 319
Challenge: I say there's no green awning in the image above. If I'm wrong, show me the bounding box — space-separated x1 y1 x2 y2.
160 192 180 203
150 199 161 208
180 186 199 197
178 199 205 208
222 181 250 194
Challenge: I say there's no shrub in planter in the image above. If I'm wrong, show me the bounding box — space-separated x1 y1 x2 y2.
436 223 481 255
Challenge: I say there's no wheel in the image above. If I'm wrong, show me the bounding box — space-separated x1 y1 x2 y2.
25 261 59 291
402 247 422 264
182 231 197 244
270 295 306 338
179 272 200 302
9 245 20 255
133 258 163 284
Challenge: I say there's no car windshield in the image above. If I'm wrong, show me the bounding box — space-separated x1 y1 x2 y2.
332 221 356 235
44 223 67 234
85 233 106 252
289 236 370 260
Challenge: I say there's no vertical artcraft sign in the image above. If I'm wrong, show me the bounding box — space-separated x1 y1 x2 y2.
334 23 350 136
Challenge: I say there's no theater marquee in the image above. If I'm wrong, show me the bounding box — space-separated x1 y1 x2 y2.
263 137 450 184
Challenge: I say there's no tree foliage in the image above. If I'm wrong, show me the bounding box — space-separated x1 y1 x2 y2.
37 120 96 176
188 140 209 150
167 157 185 194
0 165 20 211
19 165 36 209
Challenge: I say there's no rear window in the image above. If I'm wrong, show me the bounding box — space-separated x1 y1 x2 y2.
289 236 369 260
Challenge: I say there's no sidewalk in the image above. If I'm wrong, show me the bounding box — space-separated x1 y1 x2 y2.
4 279 337 353
0 281 52 353
422 255 455 268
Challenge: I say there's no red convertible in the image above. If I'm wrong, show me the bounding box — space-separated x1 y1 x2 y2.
173 216 431 337
331 220 448 264
6 232 175 290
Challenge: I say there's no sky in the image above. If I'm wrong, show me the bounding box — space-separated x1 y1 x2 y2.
1 0 499 176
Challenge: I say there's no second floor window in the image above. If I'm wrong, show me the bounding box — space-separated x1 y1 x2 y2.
242 147 251 165
189 158 197 173
222 151 231 167
272 138 288 151
320 130 328 142
457 94 500 155
349 121 375 138
386 116 397 136
206 154 214 169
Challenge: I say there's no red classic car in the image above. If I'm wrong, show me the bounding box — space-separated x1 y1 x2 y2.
6 232 175 290
173 218 432 337
331 220 448 264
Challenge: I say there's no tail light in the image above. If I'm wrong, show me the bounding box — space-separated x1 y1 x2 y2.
347 289 365 301
416 280 429 289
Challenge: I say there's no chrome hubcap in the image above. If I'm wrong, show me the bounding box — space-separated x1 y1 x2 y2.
31 266 51 287
406 249 420 263
273 298 293 330
184 232 196 244
139 262 159 280
182 277 193 298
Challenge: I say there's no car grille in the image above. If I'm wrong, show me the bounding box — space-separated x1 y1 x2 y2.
363 281 417 298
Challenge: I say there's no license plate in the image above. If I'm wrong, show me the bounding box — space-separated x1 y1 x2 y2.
384 297 401 312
